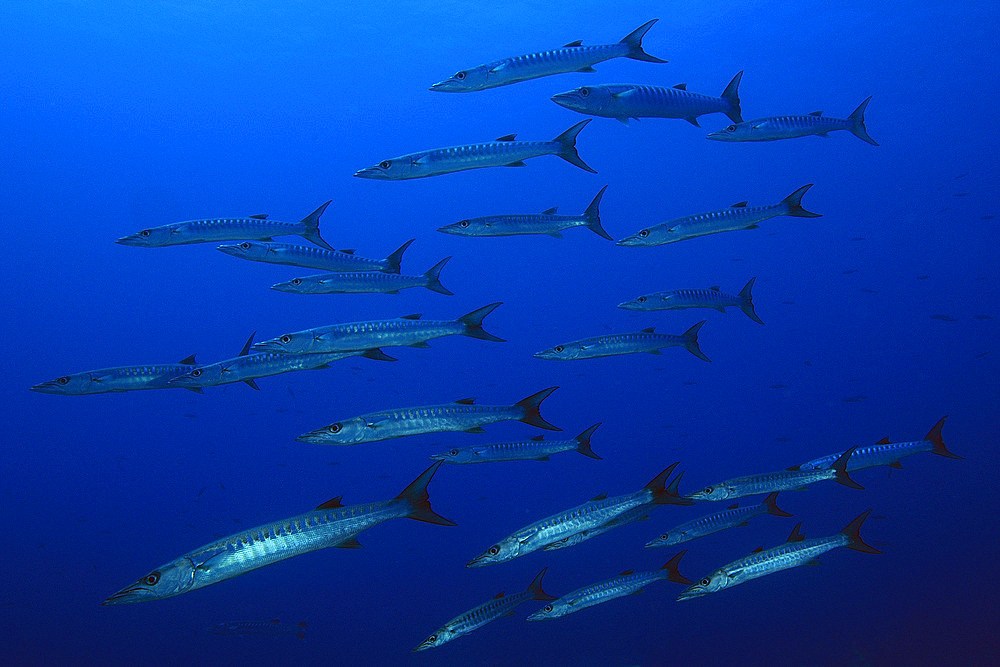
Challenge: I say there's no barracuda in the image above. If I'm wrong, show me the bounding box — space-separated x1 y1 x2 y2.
707 97 877 145
618 278 763 324
30 354 200 395
103 462 455 604
431 423 602 464
414 569 556 651
429 19 666 93
646 492 792 548
616 185 821 247
534 321 711 362
217 238 413 273
271 257 453 295
115 201 333 249
677 511 880 601
542 505 650 551
467 465 692 567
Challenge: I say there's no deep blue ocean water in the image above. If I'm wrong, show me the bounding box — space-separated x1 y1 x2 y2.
2 1 998 664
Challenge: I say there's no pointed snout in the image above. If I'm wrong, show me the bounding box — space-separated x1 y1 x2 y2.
353 167 379 179
550 92 580 110
115 235 141 246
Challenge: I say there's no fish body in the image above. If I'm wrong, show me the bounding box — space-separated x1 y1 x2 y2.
534 321 710 362
438 187 612 240
207 619 307 638
542 505 650 551
271 257 453 295
431 423 601 464
30 355 200 394
645 492 791 548
217 239 413 273
353 121 595 180
551 72 743 125
429 19 666 93
115 201 333 249
297 387 561 445
252 304 504 355
794 418 960 471
617 185 820 247
414 569 555 651
706 97 878 145
103 463 454 604
677 511 880 600
618 278 763 324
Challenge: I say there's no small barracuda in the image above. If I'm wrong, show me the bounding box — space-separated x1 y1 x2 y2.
271 257 453 295
217 238 413 273
429 19 666 93
115 201 334 249
252 303 504 355
30 354 201 394
353 121 596 180
167 332 395 391
792 417 960 472
542 505 650 551
103 462 454 604
527 552 691 621
467 465 693 567
414 569 555 651
430 423 602 464
707 97 877 145
437 186 612 240
677 511 880 601
534 321 711 362
686 447 863 502
618 278 763 324
617 185 821 247
297 387 561 445
645 492 792 548
551 72 743 126
207 619 308 639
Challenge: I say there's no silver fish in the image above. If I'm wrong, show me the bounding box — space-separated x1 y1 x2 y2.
430 423 602 464
793 417 960 472
271 257 453 295
645 492 792 548
217 239 413 273
534 321 710 362
618 278 763 324
707 97 877 145
30 354 201 395
542 505 650 551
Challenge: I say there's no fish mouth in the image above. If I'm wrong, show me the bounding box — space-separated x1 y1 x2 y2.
550 92 582 109
436 225 459 235
524 611 548 622
705 130 729 141
29 381 61 393
465 554 492 568
428 453 447 461
353 166 382 179
615 236 643 246
102 585 150 605
251 341 281 352
617 301 640 310
115 235 142 246
216 244 243 256
676 586 708 601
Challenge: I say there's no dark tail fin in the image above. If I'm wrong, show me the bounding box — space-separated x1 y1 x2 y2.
457 302 505 342
660 550 693 585
681 320 711 362
644 463 694 505
582 185 613 240
553 120 597 173
526 567 557 602
841 510 881 554
663 471 694 505
831 446 864 489
925 416 961 459
847 96 878 146
394 461 456 526
300 200 334 250
738 277 764 325
574 423 602 459
422 256 454 295
779 184 821 218
620 19 668 63
762 492 793 517
383 238 414 274
515 387 561 431
721 71 744 123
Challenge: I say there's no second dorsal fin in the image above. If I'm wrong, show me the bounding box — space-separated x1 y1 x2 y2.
563 40 583 47
590 493 607 501
455 398 475 405
400 314 422 320
316 495 344 510
495 134 517 142
531 435 545 441
809 111 823 116
673 83 687 90
179 354 197 365
541 207 558 215
249 214 268 219
731 201 748 207
493 591 505 599
876 437 891 444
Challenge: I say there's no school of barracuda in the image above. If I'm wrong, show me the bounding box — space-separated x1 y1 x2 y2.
29 17 962 653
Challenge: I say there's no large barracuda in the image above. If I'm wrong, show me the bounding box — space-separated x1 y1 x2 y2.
618 278 763 324
677 511 880 601
30 354 201 394
252 303 504 355
429 19 666 93
526 552 691 621
217 239 413 273
430 423 602 464
353 121 596 180
467 464 692 567
551 72 743 126
616 185 821 247
167 333 395 391
413 569 556 652
271 257 453 295
297 387 561 445
792 417 961 472
707 97 878 145
645 492 792 549
115 201 333 249
534 321 711 362
686 447 863 502
103 462 454 604
437 186 612 240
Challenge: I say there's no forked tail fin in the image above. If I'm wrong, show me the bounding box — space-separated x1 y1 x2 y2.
738 277 764 324
457 302 505 342
831 446 864 489
583 185 613 240
553 120 597 173
383 238 414 274
721 71 744 123
515 387 561 431
660 550 693 585
779 184 822 218
526 567 557 602
574 423 602 459
422 256 454 295
395 461 456 526
848 96 879 146
681 320 711 362
841 510 881 553
762 492 793 517
300 200 334 250
925 416 962 459
620 19 668 63
663 471 694 505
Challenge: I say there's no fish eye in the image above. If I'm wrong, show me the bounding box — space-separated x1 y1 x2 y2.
543 605 553 612
449 449 459 456
328 424 341 434
637 296 647 303
292 279 302 285
638 229 649 238
139 230 150 237
580 87 590 97
459 220 469 228
240 242 251 249
57 376 70 385
488 546 499 555
455 71 466 80
660 533 668 539
554 345 564 352
191 369 202 377
727 125 736 132
280 335 291 343
145 571 161 586
701 578 710 586
379 160 391 169
703 487 713 494
428 634 437 641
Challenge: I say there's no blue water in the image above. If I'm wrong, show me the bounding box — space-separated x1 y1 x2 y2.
2 1 998 664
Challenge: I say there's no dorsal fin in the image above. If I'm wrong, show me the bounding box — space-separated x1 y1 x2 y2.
731 201 748 207
641 327 655 333
249 214 268 219
179 354 197 365
809 111 823 116
316 495 343 510
727 503 738 510
495 134 517 142
787 523 805 542
455 398 475 405
752 546 764 553
590 493 607 501
710 286 721 291
786 465 801 471
238 331 256 357
541 207 558 215
876 437 891 444
563 40 583 47
530 435 545 441
493 592 505 599
339 249 356 255
335 536 363 549
619 569 634 576
673 83 687 90
399 314 422 320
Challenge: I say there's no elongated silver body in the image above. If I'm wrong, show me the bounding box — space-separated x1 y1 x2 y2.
707 98 877 145
438 187 611 240
617 185 820 247
795 417 959 471
618 278 763 324
542 505 650 551
217 239 413 273
167 349 381 390
271 257 453 295
431 423 600 464
30 355 199 394
645 493 791 548
534 321 710 362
